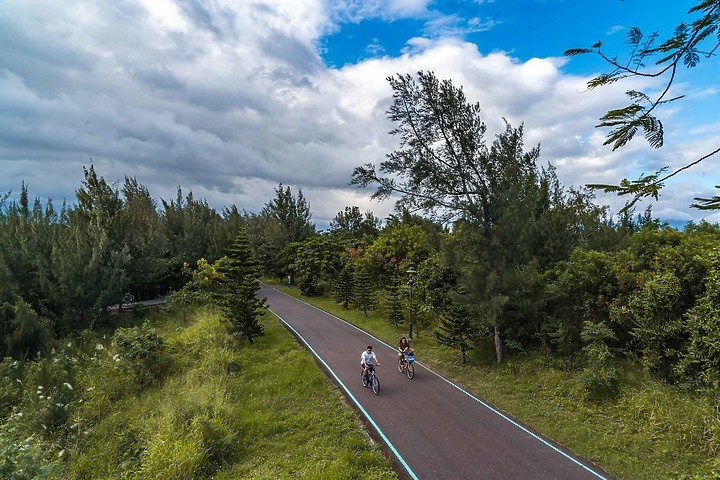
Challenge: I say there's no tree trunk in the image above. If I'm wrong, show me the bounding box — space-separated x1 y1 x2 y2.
494 325 503 363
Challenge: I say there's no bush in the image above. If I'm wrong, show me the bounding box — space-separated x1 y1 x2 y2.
0 358 23 418
0 421 61 480
577 322 619 400
112 324 169 389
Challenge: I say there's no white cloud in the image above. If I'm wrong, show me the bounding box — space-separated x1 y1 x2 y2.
0 0 716 229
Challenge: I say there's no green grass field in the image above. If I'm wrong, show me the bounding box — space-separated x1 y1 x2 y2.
57 307 397 480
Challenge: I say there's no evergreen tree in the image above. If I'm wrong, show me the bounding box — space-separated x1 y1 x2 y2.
333 264 354 309
354 267 375 316
215 229 266 343
435 305 478 364
384 280 405 327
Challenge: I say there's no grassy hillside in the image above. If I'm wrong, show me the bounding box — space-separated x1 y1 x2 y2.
1 307 397 480
274 283 720 480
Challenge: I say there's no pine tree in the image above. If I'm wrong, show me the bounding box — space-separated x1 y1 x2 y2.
384 280 405 327
354 267 375 316
215 229 266 343
333 264 354 309
435 305 477 364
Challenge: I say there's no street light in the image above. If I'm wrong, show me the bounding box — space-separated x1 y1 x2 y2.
406 268 416 340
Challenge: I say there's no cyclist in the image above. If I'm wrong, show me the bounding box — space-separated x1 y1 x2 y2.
397 337 414 367
361 345 380 378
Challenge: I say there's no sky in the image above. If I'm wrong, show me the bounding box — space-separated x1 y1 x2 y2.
1 0 719 230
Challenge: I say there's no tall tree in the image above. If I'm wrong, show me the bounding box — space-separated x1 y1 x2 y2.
352 71 558 361
333 264 355 309
354 267 375 316
258 184 316 278
383 280 405 328
214 229 266 343
121 177 170 300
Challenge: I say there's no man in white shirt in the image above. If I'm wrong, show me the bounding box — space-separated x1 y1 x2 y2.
361 345 380 377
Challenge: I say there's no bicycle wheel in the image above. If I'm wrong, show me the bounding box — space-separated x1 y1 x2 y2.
371 375 380 395
406 362 414 379
361 371 369 387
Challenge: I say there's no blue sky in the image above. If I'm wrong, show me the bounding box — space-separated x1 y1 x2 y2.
1 0 718 228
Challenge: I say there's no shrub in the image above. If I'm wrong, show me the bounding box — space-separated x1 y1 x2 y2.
111 325 169 389
577 321 619 400
0 421 61 479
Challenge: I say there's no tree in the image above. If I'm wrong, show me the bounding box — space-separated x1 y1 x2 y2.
383 280 405 327
294 233 346 297
257 184 316 279
435 305 478 364
330 206 382 238
333 264 354 309
214 230 266 343
354 267 375 316
121 177 170 300
565 1 720 210
352 71 567 362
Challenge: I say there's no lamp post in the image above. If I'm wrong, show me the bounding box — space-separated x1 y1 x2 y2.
406 268 416 340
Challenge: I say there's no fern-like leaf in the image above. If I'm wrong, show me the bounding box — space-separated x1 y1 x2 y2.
564 48 594 56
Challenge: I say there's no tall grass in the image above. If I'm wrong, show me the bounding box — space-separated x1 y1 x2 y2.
52 308 397 479
275 283 720 480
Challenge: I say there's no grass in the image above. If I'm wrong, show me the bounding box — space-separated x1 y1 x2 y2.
273 282 720 480
54 307 398 480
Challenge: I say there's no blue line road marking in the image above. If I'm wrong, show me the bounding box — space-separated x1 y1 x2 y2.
271 288 609 480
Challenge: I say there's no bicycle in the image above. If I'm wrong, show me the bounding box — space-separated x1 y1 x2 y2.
397 352 415 379
361 364 380 395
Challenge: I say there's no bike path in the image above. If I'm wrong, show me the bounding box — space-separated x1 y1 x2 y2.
262 285 614 480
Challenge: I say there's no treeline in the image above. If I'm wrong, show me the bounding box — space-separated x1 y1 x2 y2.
0 166 314 359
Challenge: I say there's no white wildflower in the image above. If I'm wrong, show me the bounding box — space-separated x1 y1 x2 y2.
86 387 94 391
95 344 104 351
55 403 64 408
63 382 74 390
58 449 65 458
37 385 44 390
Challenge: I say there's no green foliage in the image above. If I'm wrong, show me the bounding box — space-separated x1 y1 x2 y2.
564 1 720 208
0 422 61 480
53 308 395 479
353 267 375 316
577 322 619 400
383 280 405 327
5 299 52 361
330 206 382 238
435 305 478 363
112 324 169 389
214 230 267 343
332 264 354 309
0 358 23 418
678 248 720 391
294 233 346 297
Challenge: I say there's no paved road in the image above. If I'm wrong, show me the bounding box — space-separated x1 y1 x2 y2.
262 285 614 480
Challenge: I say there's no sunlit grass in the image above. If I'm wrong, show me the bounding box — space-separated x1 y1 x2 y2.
274 282 720 480
57 308 397 479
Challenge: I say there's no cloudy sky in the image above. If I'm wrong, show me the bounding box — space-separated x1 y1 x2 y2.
1 0 718 229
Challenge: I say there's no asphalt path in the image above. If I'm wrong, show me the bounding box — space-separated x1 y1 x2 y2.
262 285 615 480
